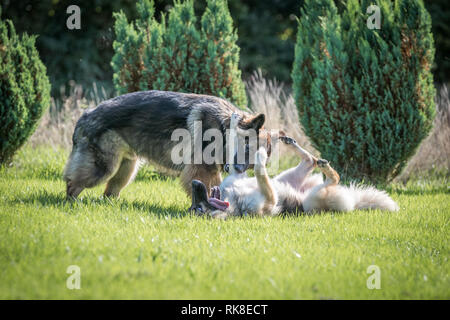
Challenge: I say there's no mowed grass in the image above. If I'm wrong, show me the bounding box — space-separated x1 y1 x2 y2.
0 146 448 299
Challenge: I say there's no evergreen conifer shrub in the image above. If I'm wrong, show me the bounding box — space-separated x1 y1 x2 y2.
112 0 247 108
292 0 436 183
0 8 51 165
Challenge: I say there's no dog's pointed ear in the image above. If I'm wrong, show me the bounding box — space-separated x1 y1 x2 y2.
243 113 265 132
191 180 208 206
269 129 286 140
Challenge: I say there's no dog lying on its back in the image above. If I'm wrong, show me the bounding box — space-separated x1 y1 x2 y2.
190 114 399 218
63 90 268 199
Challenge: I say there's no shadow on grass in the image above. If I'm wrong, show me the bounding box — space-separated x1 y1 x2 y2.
134 168 176 182
278 209 349 219
9 189 388 220
8 189 190 218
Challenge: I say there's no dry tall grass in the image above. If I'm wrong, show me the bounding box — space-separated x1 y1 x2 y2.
29 75 449 181
30 82 111 149
396 85 450 181
246 70 318 158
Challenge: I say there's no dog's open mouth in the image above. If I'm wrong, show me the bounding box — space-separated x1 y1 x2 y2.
208 198 229 211
191 180 229 212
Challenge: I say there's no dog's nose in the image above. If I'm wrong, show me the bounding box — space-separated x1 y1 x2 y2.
233 163 248 173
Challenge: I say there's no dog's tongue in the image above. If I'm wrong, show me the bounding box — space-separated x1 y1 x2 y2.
208 198 229 211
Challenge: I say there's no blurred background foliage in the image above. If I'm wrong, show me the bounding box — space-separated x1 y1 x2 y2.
1 0 449 97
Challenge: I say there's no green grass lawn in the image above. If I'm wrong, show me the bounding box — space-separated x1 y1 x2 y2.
0 146 449 299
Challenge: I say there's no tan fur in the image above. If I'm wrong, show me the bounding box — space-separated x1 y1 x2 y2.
104 158 139 197
181 164 222 197
321 162 340 186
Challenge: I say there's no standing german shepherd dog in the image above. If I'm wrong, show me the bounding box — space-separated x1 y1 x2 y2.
63 90 267 199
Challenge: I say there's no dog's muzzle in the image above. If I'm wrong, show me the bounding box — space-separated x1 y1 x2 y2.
190 180 229 213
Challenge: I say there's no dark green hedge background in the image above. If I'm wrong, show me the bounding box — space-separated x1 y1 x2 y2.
2 0 449 96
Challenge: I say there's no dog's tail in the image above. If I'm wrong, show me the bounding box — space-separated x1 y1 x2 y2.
349 184 399 212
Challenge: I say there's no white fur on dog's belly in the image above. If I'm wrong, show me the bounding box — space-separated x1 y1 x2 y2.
220 175 265 215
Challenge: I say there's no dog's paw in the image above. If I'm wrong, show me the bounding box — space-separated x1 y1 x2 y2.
255 147 268 167
230 113 240 129
279 136 297 145
317 159 329 168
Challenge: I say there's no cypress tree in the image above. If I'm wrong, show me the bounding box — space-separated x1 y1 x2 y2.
112 0 247 108
0 8 51 165
292 0 435 183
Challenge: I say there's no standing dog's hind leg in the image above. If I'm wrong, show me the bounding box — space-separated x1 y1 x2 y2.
104 158 138 197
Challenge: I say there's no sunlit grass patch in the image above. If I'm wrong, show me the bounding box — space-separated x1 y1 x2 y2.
0 146 448 299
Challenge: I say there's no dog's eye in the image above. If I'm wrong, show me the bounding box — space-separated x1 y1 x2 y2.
196 205 204 213
224 164 230 173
